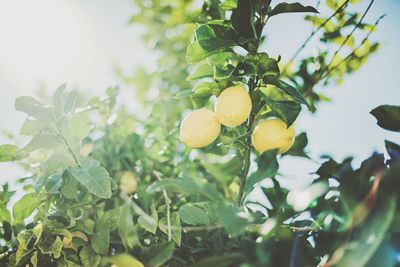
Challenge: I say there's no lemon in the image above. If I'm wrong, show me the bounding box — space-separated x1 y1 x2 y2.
215 85 252 127
179 109 221 148
120 172 138 194
251 119 295 154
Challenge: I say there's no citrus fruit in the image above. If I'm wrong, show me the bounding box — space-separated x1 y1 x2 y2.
120 172 138 194
215 85 252 127
251 119 295 154
179 109 221 148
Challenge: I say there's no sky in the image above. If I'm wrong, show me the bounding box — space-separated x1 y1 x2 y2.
0 0 399 189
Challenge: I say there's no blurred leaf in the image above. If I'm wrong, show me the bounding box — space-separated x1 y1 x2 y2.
231 0 256 40
107 254 144 267
118 203 139 249
370 105 400 132
192 253 243 267
15 96 53 121
269 2 318 17
174 90 194 100
335 195 396 267
219 0 237 10
284 132 309 158
68 112 91 141
213 203 247 236
21 134 63 153
187 42 211 64
143 242 175 267
385 140 400 164
13 193 43 221
187 63 214 80
0 144 18 162
244 150 279 195
200 154 242 184
138 204 158 234
179 205 210 226
68 159 112 199
79 246 101 267
37 236 63 258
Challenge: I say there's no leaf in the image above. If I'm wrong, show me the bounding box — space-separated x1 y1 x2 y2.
13 193 43 221
385 140 400 164
219 0 237 10
264 97 301 126
20 119 53 136
68 159 112 199
118 203 139 249
21 134 63 153
269 2 319 17
187 63 214 80
37 236 63 258
335 195 396 267
52 83 67 120
192 254 244 267
159 212 181 246
61 171 78 199
174 90 194 100
186 42 211 64
138 204 158 234
370 105 400 132
195 21 236 52
107 254 144 267
264 76 310 108
213 203 247 236
231 0 256 40
244 150 279 195
284 132 309 158
79 246 101 267
44 174 62 194
200 154 242 184
68 112 91 141
0 144 18 162
91 228 109 254
178 205 210 226
143 242 175 267
15 96 53 121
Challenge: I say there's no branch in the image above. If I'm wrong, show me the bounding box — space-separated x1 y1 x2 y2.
282 0 351 75
320 0 376 79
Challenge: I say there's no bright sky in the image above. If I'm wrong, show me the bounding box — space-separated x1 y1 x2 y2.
0 0 399 188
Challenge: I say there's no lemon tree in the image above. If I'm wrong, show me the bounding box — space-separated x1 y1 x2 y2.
1 1 398 267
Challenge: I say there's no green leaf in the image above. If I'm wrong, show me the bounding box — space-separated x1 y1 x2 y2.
159 212 181 246
370 105 400 132
118 203 139 249
213 203 247 236
61 171 78 199
21 134 63 153
20 119 53 136
335 195 396 267
269 2 318 17
68 112 91 141
79 246 101 267
138 204 158 234
187 63 214 80
284 132 309 158
15 96 53 121
231 0 256 40
219 0 237 10
385 140 400 163
178 205 210 226
68 159 112 199
195 21 236 52
52 83 67 120
91 228 109 254
13 193 43 221
37 236 63 258
17 230 33 250
186 42 211 64
264 76 310 108
143 242 175 267
200 154 242 184
0 144 18 162
192 254 244 267
263 97 301 126
244 150 279 195
174 90 194 100
107 254 144 267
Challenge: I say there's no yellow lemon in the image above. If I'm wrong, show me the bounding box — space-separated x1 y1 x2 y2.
179 109 221 148
215 86 252 127
120 172 138 194
251 119 295 154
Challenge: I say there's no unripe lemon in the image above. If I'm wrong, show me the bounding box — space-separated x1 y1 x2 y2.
179 109 221 148
251 119 295 154
215 86 252 127
120 172 138 194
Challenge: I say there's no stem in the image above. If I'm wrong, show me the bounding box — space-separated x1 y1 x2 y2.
153 171 172 242
59 133 81 167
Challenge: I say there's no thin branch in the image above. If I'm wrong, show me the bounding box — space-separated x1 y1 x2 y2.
282 0 351 75
320 13 385 80
153 170 172 242
320 0 376 79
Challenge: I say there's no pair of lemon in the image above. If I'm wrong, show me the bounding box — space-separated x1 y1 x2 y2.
179 86 295 154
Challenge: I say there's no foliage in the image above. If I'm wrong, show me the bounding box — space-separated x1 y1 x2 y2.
1 0 398 267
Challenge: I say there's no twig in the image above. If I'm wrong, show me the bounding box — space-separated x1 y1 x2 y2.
153 171 172 242
282 0 351 75
320 0 376 80
320 13 385 80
